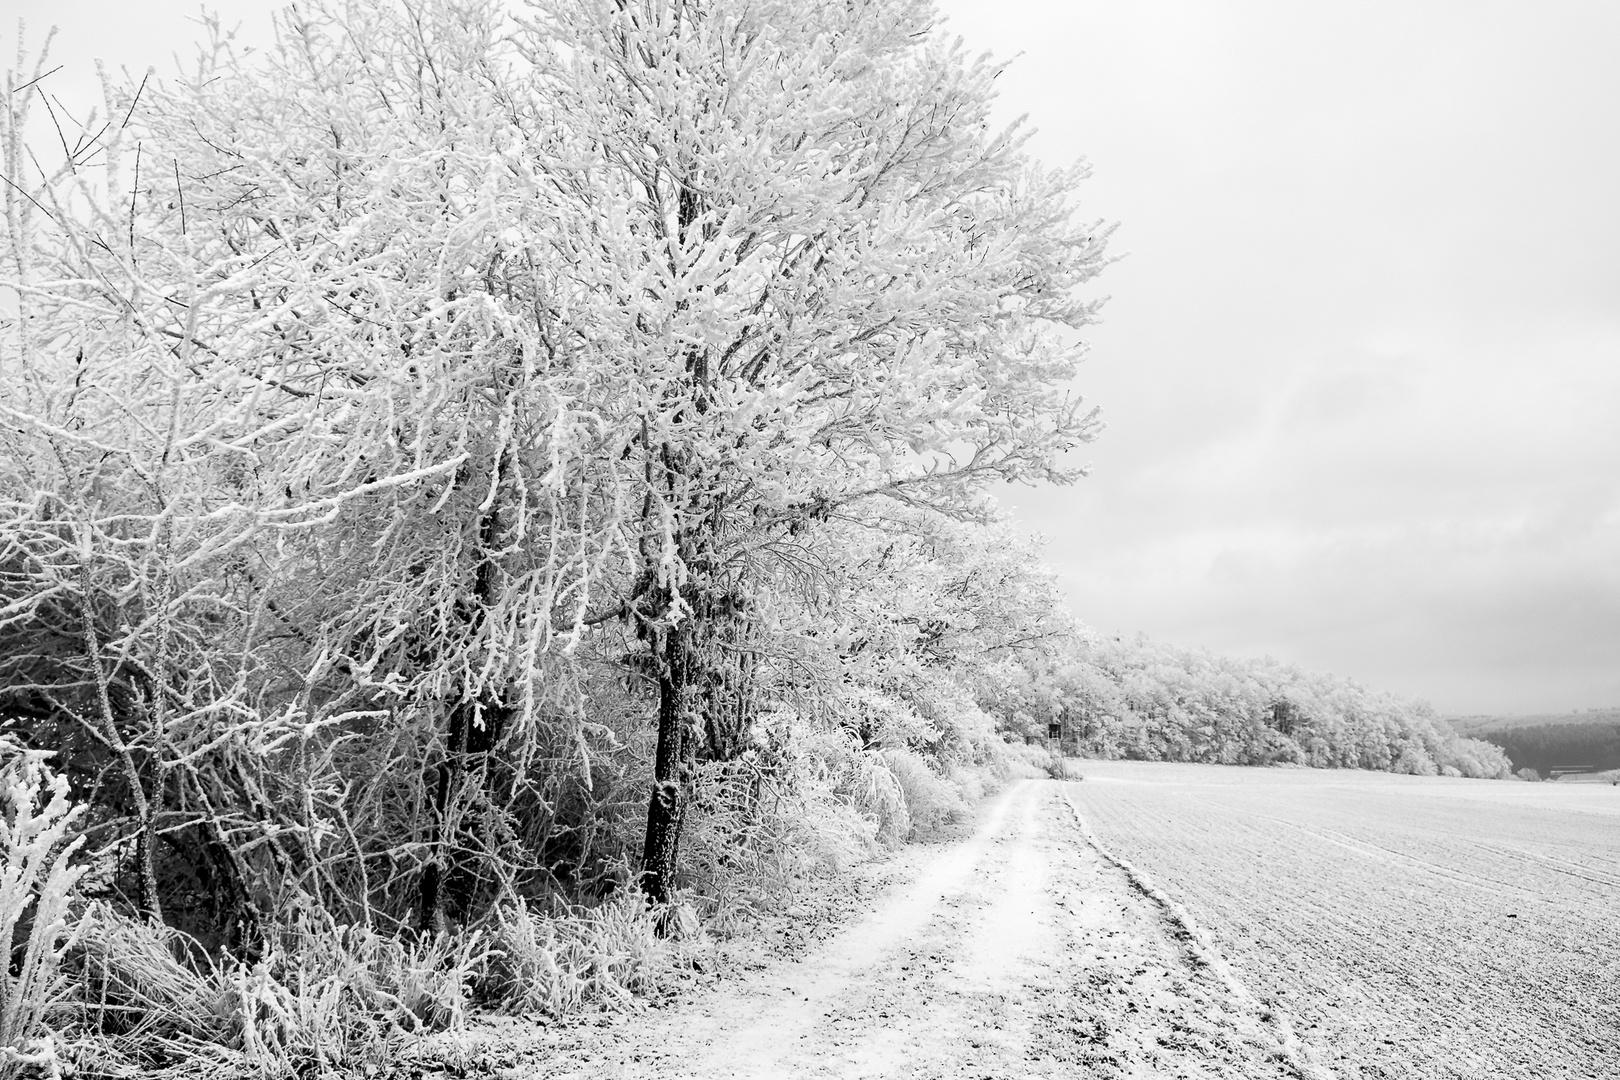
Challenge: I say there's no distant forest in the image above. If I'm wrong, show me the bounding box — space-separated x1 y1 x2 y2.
992 634 1514 779
1447 710 1620 776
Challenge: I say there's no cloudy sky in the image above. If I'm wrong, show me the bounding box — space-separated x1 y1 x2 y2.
10 0 1618 715
937 0 1620 717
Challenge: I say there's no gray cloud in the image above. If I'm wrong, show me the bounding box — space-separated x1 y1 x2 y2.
951 0 1620 713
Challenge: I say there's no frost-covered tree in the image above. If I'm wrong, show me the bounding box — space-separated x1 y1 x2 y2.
518 0 1110 899
795 509 1073 762
2 0 1111 927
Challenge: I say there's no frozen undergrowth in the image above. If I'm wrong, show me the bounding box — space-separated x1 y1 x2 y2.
0 744 86 1080
0 737 1032 1080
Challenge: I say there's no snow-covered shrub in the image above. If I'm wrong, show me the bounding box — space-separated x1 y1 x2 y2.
482 894 705 1017
677 752 827 925
997 739 1056 779
792 729 908 854
0 745 86 1080
673 719 913 931
946 764 986 808
881 749 969 837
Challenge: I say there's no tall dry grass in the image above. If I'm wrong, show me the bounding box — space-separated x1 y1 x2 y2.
0 745 86 1080
69 906 487 1079
482 893 707 1017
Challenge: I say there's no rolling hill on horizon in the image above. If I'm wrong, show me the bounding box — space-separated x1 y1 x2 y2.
1447 706 1620 735
1445 709 1620 776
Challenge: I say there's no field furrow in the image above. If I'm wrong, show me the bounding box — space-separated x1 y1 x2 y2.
1065 761 1620 1080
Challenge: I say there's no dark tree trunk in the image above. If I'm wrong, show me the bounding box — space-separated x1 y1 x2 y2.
418 490 508 932
638 166 727 911
637 579 760 909
418 690 511 932
640 619 693 905
417 727 456 933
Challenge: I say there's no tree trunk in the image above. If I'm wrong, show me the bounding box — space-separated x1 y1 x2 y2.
416 724 457 933
634 153 717 911
418 490 508 932
640 619 693 906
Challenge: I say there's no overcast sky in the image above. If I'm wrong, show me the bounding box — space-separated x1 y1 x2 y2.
9 0 1618 715
933 0 1620 717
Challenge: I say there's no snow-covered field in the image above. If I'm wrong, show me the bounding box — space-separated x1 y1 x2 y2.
433 768 1614 1079
1065 760 1620 1080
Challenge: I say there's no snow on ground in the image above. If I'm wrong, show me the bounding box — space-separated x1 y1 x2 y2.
450 779 1302 1079
435 764 1616 1079
1066 760 1620 1080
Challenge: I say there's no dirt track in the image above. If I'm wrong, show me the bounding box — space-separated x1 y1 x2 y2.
469 779 1313 1079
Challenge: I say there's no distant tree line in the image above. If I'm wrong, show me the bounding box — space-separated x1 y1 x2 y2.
984 634 1514 779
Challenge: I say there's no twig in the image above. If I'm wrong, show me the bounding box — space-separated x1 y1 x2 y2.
0 172 54 222
174 157 186 234
71 121 110 165
129 141 141 258
120 71 150 129
8 64 62 96
48 93 81 126
34 86 73 172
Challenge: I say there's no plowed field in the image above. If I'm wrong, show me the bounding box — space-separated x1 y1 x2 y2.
1064 760 1620 1080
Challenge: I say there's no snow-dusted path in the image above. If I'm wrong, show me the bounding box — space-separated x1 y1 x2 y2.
476 779 1312 1080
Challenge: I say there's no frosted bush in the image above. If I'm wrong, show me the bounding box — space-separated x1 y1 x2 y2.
0 743 86 1080
484 894 707 1017
882 749 969 837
